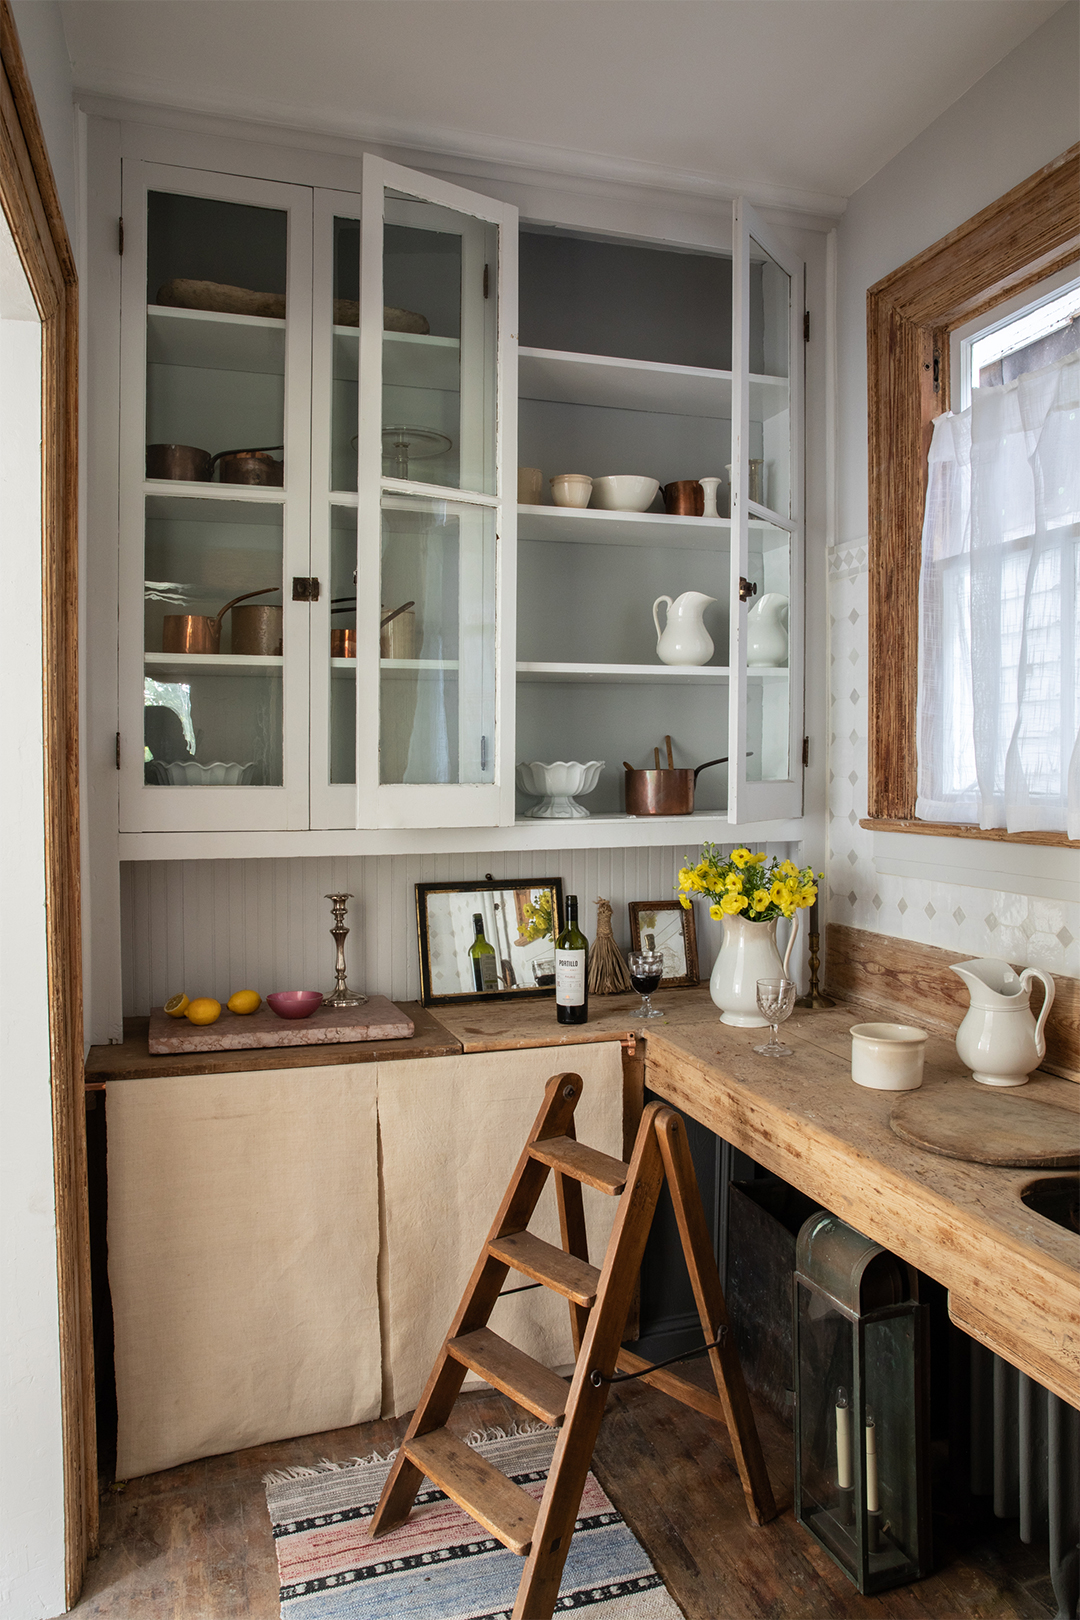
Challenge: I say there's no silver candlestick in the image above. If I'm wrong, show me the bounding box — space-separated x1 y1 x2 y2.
323 892 367 1007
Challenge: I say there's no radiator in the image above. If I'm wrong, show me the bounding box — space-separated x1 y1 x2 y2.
969 1344 1079 1620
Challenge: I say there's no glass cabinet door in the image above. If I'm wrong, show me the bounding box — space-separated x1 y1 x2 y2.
728 198 804 824
119 162 312 833
347 156 517 829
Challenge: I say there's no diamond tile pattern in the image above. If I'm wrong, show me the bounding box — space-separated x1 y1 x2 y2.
825 539 1078 979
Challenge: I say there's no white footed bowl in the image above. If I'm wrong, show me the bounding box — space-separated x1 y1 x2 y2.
590 475 660 512
517 760 604 818
147 759 255 786
850 1022 928 1091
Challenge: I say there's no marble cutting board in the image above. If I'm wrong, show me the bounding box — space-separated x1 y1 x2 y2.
149 995 415 1054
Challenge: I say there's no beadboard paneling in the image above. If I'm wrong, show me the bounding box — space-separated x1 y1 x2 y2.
119 842 796 1014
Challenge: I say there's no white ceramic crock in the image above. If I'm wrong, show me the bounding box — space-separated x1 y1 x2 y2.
850 1023 928 1091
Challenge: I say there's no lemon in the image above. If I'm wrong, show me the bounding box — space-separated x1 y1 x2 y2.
185 997 221 1026
164 993 189 1019
227 990 261 1016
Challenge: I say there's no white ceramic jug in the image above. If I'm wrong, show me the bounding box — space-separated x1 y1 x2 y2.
950 957 1056 1087
746 592 789 667
653 591 715 666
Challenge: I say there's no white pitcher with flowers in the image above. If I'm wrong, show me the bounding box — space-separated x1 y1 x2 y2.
677 844 821 1025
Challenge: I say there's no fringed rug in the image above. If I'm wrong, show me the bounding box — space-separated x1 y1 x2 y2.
264 1426 683 1618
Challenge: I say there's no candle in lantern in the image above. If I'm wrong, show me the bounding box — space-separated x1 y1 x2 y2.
835 1387 852 1489
865 1414 880 1512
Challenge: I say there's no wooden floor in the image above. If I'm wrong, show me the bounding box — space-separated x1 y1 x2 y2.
71 1374 1057 1620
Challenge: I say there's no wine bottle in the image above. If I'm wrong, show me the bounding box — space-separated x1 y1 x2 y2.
469 913 498 992
555 894 588 1025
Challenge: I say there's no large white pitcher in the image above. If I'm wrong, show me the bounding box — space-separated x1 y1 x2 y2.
653 591 715 666
950 957 1055 1087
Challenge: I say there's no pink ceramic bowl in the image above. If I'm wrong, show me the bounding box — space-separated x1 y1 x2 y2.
266 990 323 1020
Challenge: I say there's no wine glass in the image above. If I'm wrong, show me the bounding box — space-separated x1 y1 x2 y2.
754 978 797 1056
628 949 665 1019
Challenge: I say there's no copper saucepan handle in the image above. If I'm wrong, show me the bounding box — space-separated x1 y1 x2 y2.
693 756 729 780
380 600 415 629
213 586 278 631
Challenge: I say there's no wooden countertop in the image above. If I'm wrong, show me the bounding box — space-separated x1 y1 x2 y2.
641 999 1079 1408
84 1002 460 1085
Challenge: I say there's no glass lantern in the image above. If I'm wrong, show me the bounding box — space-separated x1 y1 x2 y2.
793 1211 930 1594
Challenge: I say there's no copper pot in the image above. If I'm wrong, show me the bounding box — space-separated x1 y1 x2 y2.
146 443 212 481
213 446 284 486
624 754 727 815
662 480 704 517
231 604 283 656
162 587 277 655
331 629 356 658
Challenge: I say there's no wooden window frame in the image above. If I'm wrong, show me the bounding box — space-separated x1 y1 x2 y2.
864 143 1080 848
1 0 95 1600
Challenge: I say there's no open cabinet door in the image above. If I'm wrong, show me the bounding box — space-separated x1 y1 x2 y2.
728 198 804 826
354 155 518 828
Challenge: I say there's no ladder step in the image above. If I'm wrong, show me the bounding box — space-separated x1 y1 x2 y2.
403 1428 539 1556
448 1328 569 1427
529 1135 629 1194
489 1231 601 1306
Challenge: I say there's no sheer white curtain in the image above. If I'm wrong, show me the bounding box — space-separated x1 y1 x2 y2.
916 351 1080 837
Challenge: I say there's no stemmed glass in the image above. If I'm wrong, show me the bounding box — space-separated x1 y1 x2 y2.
754 978 797 1056
628 949 665 1019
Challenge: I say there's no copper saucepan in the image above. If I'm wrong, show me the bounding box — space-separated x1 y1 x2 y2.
213 446 285 486
624 735 728 815
162 587 279 655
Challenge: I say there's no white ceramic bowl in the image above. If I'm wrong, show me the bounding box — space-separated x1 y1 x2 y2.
550 474 592 508
147 759 255 787
590 475 660 512
850 1022 928 1091
517 760 604 818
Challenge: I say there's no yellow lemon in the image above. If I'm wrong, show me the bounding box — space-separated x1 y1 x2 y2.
164 993 189 1019
227 990 261 1016
185 997 221 1026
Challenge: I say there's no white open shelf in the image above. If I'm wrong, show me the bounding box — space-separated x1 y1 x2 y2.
143 480 286 506
145 653 283 679
518 504 731 549
146 304 285 374
517 662 729 685
329 658 461 676
333 327 460 391
518 346 789 422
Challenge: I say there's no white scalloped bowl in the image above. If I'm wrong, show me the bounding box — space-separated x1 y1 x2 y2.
517 760 604 818
590 475 660 512
147 759 255 786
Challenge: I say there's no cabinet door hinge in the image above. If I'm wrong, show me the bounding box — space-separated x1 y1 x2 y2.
116 732 122 769
118 217 124 256
738 577 758 603
803 310 810 343
483 263 490 299
802 736 810 768
292 576 321 602
932 350 940 392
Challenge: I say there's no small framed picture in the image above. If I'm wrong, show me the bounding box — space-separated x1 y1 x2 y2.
628 900 699 987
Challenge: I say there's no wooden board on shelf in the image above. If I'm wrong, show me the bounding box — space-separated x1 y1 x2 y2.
148 995 414 1054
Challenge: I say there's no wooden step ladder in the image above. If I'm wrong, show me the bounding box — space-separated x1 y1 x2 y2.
370 1070 776 1620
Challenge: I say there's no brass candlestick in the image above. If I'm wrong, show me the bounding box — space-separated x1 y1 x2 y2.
795 900 834 1009
323 892 367 1007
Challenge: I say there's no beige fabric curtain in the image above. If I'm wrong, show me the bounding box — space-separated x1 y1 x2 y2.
108 1066 381 1478
378 1044 624 1418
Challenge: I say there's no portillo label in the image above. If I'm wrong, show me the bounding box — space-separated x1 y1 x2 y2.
555 949 586 1006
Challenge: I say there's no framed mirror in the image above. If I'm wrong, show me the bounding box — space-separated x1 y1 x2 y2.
416 879 564 1005
628 900 699 988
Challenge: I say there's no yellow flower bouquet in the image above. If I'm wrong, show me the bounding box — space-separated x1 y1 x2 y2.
677 843 819 923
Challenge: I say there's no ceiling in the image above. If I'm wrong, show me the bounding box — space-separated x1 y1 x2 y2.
59 0 1066 214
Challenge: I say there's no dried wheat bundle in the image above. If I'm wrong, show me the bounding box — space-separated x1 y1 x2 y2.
588 896 633 995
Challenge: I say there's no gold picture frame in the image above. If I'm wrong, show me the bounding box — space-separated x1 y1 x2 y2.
628 900 699 987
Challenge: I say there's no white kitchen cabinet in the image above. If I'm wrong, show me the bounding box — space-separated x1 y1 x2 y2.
112 139 803 853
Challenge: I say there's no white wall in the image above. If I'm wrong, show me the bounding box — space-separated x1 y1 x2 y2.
828 0 1080 978
0 216 67 1620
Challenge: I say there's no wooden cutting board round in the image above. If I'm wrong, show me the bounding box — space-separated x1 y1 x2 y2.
890 1087 1080 1167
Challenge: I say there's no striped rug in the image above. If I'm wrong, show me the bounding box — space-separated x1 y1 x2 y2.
265 1427 683 1618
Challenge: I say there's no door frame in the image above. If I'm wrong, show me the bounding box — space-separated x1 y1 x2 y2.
1 0 95 1601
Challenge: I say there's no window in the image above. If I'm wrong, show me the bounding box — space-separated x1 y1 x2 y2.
865 142 1080 847
915 280 1079 835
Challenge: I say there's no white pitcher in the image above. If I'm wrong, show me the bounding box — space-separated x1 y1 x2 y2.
653 591 715 666
950 957 1056 1087
747 592 789 667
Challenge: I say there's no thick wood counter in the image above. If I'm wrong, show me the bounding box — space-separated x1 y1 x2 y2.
641 994 1079 1409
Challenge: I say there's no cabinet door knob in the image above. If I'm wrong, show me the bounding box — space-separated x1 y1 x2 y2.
292 577 321 602
739 577 758 603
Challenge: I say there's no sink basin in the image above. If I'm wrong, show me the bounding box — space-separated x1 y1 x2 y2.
1020 1175 1080 1234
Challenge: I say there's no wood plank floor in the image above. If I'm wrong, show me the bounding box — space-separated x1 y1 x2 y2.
71 1376 1057 1619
